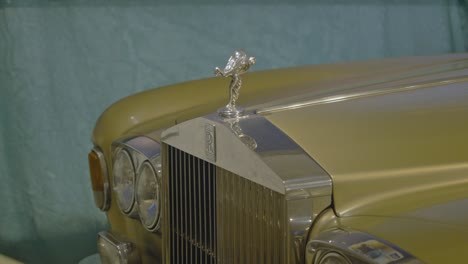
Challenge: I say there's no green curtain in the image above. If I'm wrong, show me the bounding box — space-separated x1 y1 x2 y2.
0 0 466 263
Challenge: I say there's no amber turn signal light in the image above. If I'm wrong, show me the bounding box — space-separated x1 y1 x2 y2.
88 148 110 211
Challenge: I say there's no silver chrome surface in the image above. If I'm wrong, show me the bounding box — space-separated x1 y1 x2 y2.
316 252 351 264
306 229 424 264
97 231 140 264
164 146 217 263
205 124 216 162
216 168 286 263
112 149 136 215
215 49 256 118
136 159 162 232
225 118 258 150
161 113 333 264
92 147 111 211
111 136 161 218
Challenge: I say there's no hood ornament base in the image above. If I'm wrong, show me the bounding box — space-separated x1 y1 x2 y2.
217 106 245 118
214 49 255 118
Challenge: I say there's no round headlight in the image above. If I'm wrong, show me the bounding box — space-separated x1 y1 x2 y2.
113 149 136 214
136 159 161 231
317 252 351 264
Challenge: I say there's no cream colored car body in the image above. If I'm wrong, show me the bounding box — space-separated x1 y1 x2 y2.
92 53 468 263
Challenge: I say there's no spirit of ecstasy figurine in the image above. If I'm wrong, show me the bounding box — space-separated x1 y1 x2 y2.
215 49 256 118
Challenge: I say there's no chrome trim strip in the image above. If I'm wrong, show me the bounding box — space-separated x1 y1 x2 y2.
256 75 468 115
161 113 333 264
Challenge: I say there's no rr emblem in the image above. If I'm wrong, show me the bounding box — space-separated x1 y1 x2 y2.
205 124 216 162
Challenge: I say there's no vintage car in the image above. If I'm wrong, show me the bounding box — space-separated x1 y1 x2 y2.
87 50 468 264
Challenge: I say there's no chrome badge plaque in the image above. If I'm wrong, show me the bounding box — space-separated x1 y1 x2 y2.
215 49 256 118
205 124 216 162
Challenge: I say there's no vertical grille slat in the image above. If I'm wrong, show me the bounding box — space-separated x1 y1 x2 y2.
189 155 194 262
202 162 206 252
197 157 202 264
165 145 286 264
246 181 252 264
183 151 187 263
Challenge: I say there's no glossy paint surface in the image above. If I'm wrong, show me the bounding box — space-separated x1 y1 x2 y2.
264 56 468 262
92 53 468 262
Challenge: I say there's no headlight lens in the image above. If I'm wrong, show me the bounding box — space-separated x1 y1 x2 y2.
136 159 161 231
113 149 136 214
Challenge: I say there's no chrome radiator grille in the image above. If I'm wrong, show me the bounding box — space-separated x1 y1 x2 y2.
164 145 286 263
166 146 217 263
217 168 286 263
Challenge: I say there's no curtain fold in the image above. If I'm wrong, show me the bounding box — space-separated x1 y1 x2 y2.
458 0 468 51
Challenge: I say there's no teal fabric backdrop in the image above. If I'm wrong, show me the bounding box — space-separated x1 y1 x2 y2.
0 0 467 263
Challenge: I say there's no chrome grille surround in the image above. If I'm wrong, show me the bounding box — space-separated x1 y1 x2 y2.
161 113 332 264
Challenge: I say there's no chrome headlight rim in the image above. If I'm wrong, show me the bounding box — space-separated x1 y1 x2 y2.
315 251 352 264
111 136 162 224
306 228 424 264
135 159 162 232
112 148 137 215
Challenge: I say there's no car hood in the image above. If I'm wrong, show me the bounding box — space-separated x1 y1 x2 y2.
92 54 468 263
259 54 468 224
94 53 468 225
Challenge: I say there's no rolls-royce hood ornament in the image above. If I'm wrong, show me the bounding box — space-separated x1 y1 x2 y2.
215 49 256 118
